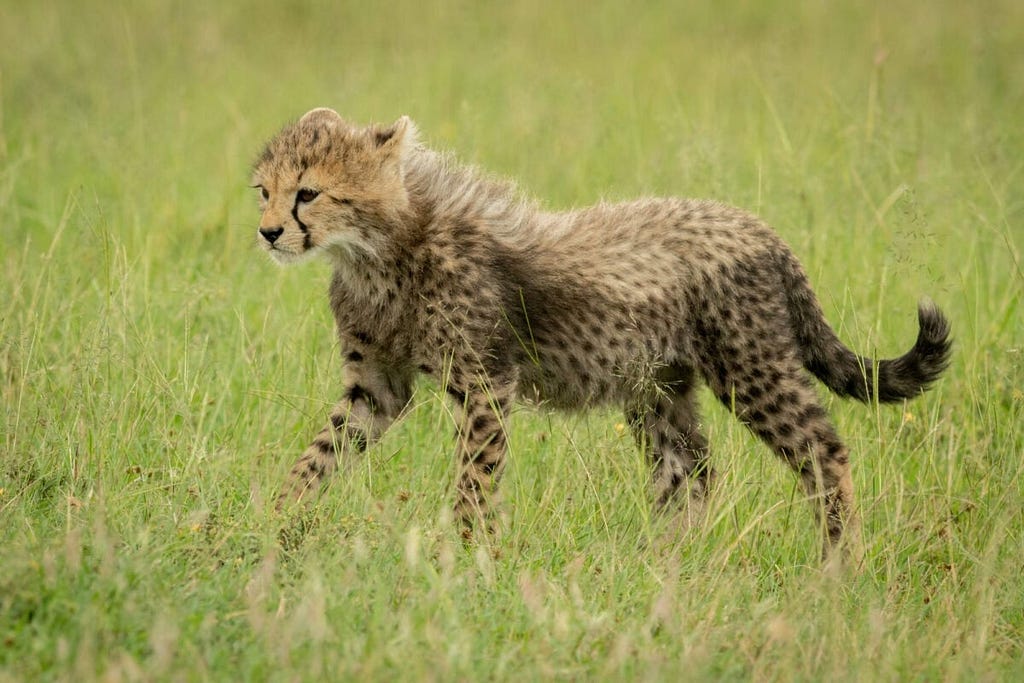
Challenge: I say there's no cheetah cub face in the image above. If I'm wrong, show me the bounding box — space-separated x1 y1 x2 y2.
250 108 416 264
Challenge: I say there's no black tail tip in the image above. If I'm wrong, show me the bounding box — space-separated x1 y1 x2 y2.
917 299 952 345
915 298 953 378
874 299 952 403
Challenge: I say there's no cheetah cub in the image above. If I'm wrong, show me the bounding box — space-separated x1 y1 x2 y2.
252 108 950 564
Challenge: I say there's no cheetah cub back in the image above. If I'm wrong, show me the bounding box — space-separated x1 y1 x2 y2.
252 108 951 566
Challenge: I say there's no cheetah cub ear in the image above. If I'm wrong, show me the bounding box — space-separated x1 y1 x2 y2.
370 115 419 173
299 107 343 126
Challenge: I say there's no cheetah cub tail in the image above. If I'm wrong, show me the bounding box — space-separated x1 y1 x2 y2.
866 300 952 402
781 252 952 403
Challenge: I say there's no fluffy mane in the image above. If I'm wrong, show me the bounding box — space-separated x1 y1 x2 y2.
401 146 549 246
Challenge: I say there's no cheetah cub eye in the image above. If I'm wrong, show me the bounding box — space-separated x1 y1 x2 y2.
297 188 319 203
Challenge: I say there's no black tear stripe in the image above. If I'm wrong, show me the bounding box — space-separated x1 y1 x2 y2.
292 204 312 250
291 204 307 232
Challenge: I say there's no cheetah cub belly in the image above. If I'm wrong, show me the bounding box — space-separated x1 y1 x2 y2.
252 108 951 565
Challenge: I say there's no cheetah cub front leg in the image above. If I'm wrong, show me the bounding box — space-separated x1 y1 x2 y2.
447 377 516 539
276 355 412 510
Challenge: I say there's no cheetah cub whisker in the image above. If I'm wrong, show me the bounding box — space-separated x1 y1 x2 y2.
252 108 951 565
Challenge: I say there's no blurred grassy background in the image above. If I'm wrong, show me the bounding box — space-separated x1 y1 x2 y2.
2 1 1022 680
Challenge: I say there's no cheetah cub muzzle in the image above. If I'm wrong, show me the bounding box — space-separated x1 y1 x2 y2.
252 108 951 566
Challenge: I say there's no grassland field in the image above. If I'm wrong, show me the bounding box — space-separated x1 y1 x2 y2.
1 1 1023 680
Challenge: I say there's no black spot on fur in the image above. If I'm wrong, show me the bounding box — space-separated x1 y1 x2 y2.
826 441 847 461
471 415 492 434
351 430 368 452
460 477 482 493
779 390 800 406
797 404 827 425
714 361 729 387
344 384 377 411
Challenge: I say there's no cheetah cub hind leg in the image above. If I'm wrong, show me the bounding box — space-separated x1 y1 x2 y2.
628 364 716 542
701 340 864 569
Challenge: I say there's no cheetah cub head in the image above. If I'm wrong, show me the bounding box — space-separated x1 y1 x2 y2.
251 108 417 264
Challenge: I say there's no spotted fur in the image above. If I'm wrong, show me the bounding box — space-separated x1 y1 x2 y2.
252 109 951 564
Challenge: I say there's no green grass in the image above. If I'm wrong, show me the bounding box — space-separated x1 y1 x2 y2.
2 0 1023 679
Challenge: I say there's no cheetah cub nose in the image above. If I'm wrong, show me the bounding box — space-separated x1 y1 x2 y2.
260 227 284 244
